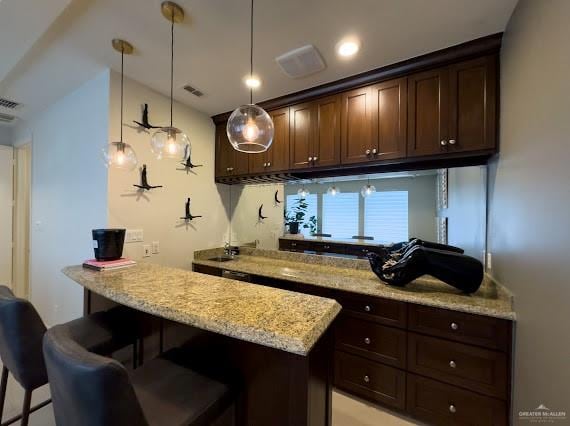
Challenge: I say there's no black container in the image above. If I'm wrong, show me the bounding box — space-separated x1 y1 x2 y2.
92 229 126 261
288 222 300 234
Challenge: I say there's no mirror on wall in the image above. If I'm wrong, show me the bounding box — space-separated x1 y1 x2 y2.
226 165 487 262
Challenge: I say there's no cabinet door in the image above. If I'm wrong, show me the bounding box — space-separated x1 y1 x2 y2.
313 95 341 168
215 123 234 177
408 68 449 157
248 151 266 174
341 87 373 164
266 107 290 172
448 55 497 153
290 103 315 169
371 78 407 160
233 148 250 175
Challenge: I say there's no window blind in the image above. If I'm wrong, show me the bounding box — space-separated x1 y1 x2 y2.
322 193 359 239
364 191 409 244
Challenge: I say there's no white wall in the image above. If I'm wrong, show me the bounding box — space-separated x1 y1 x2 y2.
0 146 13 287
0 126 12 146
12 71 110 326
488 0 570 418
107 73 229 268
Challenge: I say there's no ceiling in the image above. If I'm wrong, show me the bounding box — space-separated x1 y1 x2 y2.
0 0 518 125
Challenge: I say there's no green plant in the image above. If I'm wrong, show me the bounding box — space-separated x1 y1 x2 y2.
284 198 318 234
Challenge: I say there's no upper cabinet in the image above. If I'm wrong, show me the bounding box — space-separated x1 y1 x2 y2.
408 55 497 157
215 123 249 177
290 95 341 170
249 107 290 174
213 38 500 183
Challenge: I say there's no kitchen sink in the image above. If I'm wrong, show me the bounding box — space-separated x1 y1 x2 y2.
208 256 234 262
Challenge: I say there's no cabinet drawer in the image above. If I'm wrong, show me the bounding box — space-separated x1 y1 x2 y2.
335 316 406 368
334 351 406 410
408 304 511 351
407 374 507 426
408 333 507 399
337 292 407 328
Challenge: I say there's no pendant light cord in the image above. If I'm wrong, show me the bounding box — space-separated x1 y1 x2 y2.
120 48 124 147
170 11 175 127
249 0 254 104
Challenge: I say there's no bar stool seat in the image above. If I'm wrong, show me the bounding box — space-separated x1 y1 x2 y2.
43 324 236 426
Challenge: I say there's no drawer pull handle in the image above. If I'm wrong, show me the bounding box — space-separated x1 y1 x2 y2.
450 322 459 331
364 305 371 312
363 375 370 383
449 404 457 414
364 337 371 345
449 360 456 368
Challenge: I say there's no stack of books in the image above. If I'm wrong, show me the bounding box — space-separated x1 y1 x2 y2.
82 258 136 271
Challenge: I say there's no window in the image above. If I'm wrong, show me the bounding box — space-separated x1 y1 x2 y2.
285 194 318 237
322 193 359 239
364 191 409 244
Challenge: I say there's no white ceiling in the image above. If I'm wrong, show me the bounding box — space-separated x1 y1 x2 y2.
0 0 518 124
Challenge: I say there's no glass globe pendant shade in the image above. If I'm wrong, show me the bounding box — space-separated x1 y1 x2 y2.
297 187 310 198
361 184 376 198
151 126 188 160
226 104 274 153
102 142 138 171
327 185 340 196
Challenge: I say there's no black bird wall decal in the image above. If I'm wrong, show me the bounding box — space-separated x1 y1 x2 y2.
133 165 163 191
181 198 202 221
133 104 161 130
274 190 282 204
258 204 268 220
181 144 203 169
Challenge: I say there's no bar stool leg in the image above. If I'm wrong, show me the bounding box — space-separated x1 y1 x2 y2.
20 390 31 426
0 366 8 422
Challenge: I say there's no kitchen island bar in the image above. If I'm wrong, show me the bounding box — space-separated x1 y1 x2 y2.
63 263 341 426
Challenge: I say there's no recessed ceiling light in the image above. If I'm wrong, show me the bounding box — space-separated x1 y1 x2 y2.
337 39 360 58
244 75 261 89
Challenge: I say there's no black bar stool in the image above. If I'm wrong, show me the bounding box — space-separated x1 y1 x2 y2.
43 324 235 426
0 286 139 426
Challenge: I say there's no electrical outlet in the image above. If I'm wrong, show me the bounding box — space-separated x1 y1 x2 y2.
152 241 160 254
143 245 151 257
486 252 493 270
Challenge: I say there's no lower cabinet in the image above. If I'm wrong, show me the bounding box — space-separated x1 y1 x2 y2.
192 263 513 425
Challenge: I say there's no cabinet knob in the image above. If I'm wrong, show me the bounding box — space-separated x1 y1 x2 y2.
449 360 457 368
450 322 459 330
291 242 297 247
364 305 371 312
440 140 448 146
363 375 370 383
365 149 371 155
267 162 271 167
449 139 456 145
308 156 313 162
364 337 371 345
449 405 457 414
324 245 330 249
372 148 377 155
263 162 267 167
313 156 318 163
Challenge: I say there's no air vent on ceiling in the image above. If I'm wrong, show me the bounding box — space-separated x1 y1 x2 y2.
0 112 16 123
0 97 20 110
183 85 204 97
275 45 326 79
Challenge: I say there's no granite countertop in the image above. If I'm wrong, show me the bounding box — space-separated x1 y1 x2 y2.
193 248 515 320
63 263 341 356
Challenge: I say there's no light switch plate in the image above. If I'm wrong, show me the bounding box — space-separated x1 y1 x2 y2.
152 241 160 254
143 245 151 257
126 229 144 243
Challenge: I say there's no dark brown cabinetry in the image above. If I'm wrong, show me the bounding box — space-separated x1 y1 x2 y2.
215 123 249 177
290 96 341 170
213 36 501 182
192 261 513 425
249 108 290 173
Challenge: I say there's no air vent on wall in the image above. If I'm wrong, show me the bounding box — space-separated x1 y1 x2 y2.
0 97 20 110
275 45 326 78
0 112 16 123
183 85 204 97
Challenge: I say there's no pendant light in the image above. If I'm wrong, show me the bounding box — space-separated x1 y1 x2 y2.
297 186 310 198
361 178 376 198
102 39 138 171
327 179 341 196
226 0 274 153
150 1 189 160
